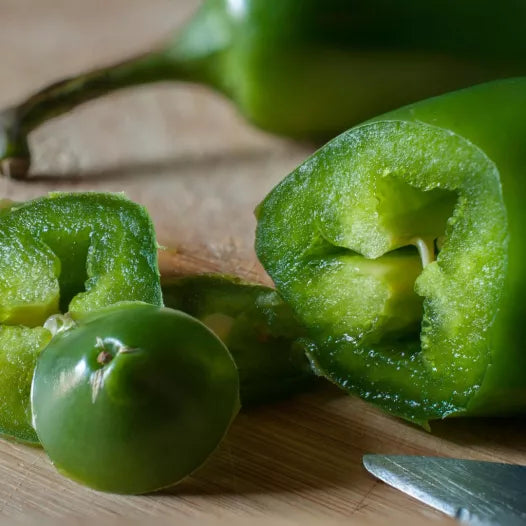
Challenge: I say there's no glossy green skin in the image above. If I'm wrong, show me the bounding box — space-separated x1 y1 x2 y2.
175 0 526 137
371 78 526 418
162 275 314 406
0 193 162 443
32 303 239 494
3 0 526 176
256 78 526 425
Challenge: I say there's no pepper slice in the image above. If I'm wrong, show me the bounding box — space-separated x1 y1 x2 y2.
0 192 162 442
162 275 314 406
3 0 526 176
31 303 239 494
256 78 526 426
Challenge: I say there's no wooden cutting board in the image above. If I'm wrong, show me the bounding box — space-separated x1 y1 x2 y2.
1 1 525 522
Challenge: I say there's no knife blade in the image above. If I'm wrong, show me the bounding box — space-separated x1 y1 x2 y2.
362 455 526 526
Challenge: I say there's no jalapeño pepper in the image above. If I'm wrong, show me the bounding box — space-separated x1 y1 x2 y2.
0 192 162 442
162 274 314 406
3 0 526 177
255 78 526 426
31 302 240 494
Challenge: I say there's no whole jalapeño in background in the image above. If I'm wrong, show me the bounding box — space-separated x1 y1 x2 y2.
2 0 526 176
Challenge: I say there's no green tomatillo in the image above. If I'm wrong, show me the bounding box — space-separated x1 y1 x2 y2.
31 302 240 495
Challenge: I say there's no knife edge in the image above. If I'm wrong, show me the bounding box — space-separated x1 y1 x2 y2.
362 454 526 526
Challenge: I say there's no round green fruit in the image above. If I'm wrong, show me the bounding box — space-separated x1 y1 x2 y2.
31 302 240 494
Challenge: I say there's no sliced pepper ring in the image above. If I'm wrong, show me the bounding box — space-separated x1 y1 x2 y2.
0 192 162 442
256 119 508 425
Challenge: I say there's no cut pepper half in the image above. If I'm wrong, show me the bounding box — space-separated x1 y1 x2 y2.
256 78 526 426
0 192 162 442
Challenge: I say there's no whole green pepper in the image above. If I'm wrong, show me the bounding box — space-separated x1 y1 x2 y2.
3 0 526 177
31 302 239 494
255 77 526 426
0 192 162 443
162 274 314 406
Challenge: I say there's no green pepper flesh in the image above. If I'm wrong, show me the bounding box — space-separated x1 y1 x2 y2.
162 274 314 406
0 193 162 442
256 78 526 424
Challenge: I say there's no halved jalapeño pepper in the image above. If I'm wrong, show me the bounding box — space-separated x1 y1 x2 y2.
256 78 526 426
0 192 162 442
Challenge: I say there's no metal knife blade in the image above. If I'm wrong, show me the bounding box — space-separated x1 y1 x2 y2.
363 455 526 526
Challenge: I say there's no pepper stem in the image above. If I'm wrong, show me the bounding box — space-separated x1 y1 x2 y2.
0 48 180 178
1 2 232 178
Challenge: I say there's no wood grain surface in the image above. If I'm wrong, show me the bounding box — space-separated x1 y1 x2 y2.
1 1 524 523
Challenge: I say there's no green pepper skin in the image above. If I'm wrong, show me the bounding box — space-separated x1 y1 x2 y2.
162 275 314 406
31 302 239 494
0 193 162 443
3 0 526 177
255 78 526 426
